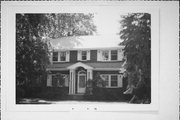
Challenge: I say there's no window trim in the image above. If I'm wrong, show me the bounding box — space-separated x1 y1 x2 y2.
78 50 90 61
51 73 69 87
100 74 120 88
111 50 118 61
99 49 121 62
101 50 109 61
81 51 87 61
59 51 66 62
52 52 58 62
52 51 69 62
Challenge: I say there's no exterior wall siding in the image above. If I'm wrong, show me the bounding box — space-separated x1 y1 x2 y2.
90 50 97 62
93 70 120 75
69 50 97 63
70 50 78 63
52 49 124 64
51 71 69 74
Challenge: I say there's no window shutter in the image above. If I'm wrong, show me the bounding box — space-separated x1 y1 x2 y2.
97 50 101 61
87 50 90 60
66 51 70 62
47 74 52 87
77 50 81 61
50 52 53 64
58 52 60 62
118 75 123 87
118 49 124 61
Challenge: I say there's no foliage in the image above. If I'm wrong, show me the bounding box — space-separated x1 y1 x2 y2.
85 79 93 95
16 14 50 86
119 13 151 99
93 73 106 88
16 13 97 89
52 73 65 87
40 13 96 38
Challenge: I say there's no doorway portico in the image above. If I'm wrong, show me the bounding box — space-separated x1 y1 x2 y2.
67 62 93 94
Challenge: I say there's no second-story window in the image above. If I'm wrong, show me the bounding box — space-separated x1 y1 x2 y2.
102 50 109 61
52 51 69 62
111 50 118 60
98 49 123 61
81 51 87 60
53 52 58 61
78 50 90 61
60 51 66 61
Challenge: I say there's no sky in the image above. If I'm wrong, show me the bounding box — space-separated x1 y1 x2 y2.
94 11 122 36
74 11 125 48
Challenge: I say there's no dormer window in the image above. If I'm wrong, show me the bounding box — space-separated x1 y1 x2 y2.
52 51 69 62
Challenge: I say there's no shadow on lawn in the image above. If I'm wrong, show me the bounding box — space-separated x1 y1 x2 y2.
16 87 131 104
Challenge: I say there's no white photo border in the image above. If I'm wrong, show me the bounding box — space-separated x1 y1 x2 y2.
2 1 160 112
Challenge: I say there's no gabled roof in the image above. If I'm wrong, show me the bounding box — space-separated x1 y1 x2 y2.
48 35 123 50
67 62 93 70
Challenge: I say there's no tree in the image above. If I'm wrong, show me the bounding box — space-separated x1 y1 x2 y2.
119 13 151 101
40 13 96 38
16 13 97 88
16 14 50 87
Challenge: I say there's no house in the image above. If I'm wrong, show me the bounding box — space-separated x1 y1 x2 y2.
46 36 126 95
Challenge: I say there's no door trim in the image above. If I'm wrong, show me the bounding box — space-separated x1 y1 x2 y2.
77 71 86 94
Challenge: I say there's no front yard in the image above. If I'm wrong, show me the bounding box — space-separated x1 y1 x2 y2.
16 86 131 104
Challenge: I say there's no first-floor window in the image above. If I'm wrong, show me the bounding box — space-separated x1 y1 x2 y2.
101 74 109 87
101 74 119 88
111 75 118 87
51 74 69 87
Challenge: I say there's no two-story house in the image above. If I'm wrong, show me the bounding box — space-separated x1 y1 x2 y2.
46 36 126 95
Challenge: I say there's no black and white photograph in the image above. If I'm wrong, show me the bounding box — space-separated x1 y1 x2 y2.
16 12 151 104
1 1 179 120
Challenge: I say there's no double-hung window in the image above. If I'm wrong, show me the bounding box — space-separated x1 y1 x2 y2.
110 75 118 87
102 50 109 61
111 50 118 60
99 49 120 61
60 51 66 61
101 74 109 87
53 52 58 62
78 50 90 61
52 51 69 62
101 74 121 88
81 51 87 60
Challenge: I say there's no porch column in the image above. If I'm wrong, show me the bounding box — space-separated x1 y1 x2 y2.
87 69 93 80
47 74 52 87
69 69 75 94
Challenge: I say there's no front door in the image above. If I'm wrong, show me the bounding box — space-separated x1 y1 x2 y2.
77 74 86 93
